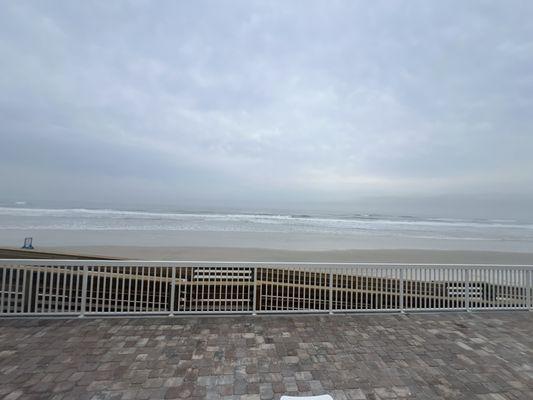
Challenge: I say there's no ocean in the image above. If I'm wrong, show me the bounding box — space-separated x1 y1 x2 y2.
0 205 532 252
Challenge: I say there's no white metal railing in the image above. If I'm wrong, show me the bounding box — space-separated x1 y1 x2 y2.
0 260 532 317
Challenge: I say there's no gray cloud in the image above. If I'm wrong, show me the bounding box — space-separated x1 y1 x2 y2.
1 0 533 210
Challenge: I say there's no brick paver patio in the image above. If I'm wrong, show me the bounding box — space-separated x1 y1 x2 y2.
0 312 532 400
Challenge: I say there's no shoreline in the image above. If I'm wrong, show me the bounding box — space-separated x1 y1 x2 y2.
3 246 531 264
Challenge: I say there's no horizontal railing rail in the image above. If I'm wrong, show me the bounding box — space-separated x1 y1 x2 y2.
0 260 532 317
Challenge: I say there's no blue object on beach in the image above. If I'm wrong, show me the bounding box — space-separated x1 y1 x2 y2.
22 237 34 249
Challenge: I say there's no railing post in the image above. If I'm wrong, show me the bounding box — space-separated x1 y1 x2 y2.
170 266 176 316
399 267 405 314
79 265 88 318
329 270 333 314
526 269 533 311
252 267 257 315
465 268 471 312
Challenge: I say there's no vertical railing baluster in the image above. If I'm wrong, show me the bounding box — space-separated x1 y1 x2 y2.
35 267 41 314
527 268 532 311
400 267 404 313
0 266 6 314
465 268 470 312
176 267 182 313
329 269 333 314
86 266 93 314
27 266 34 314
113 266 119 313
6 267 12 313
162 266 168 313
149 267 155 313
47 267 53 313
80 265 88 318
170 266 176 316
157 267 162 312
14 268 20 314
188 267 193 312
141 267 146 312
95 266 101 314
252 267 257 315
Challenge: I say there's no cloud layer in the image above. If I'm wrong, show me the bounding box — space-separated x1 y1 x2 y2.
1 0 533 208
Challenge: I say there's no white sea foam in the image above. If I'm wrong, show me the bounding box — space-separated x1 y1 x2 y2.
0 207 532 244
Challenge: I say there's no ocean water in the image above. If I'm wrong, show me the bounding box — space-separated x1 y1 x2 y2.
1 206 533 251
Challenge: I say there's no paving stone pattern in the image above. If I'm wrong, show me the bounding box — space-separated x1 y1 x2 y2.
0 313 532 399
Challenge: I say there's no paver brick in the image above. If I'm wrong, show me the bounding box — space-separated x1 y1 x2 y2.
0 313 532 399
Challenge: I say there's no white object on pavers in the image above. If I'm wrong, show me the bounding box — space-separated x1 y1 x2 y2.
281 396 333 400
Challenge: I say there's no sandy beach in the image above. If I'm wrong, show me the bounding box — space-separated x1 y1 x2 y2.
7 245 528 264
1 227 532 264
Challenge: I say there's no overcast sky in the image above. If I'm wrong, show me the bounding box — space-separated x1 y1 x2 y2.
1 1 532 214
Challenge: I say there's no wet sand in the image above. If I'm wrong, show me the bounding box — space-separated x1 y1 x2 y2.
11 245 532 264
